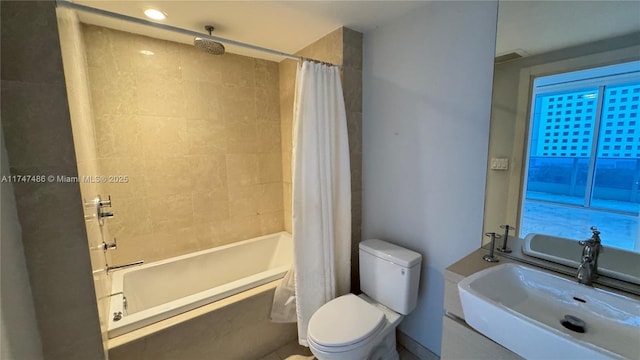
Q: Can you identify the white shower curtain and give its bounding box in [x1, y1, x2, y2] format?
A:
[292, 61, 351, 346]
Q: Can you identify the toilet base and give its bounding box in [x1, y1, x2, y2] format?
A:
[309, 328, 398, 360]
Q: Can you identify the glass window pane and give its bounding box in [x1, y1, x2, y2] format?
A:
[591, 83, 640, 250]
[525, 88, 598, 205]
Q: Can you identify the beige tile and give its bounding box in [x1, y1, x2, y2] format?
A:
[179, 45, 223, 83]
[147, 193, 193, 231]
[283, 182, 292, 212]
[260, 211, 284, 235]
[94, 114, 142, 158]
[255, 59, 280, 90]
[350, 152, 362, 192]
[226, 121, 258, 153]
[282, 152, 292, 183]
[222, 86, 257, 125]
[259, 183, 283, 214]
[189, 154, 227, 195]
[143, 157, 193, 196]
[226, 154, 260, 187]
[280, 116, 293, 153]
[284, 210, 292, 233]
[192, 192, 229, 222]
[343, 27, 363, 71]
[107, 27, 142, 73]
[259, 120, 282, 153]
[108, 197, 152, 238]
[256, 87, 280, 122]
[182, 80, 222, 119]
[259, 153, 283, 183]
[110, 233, 156, 264]
[99, 157, 147, 199]
[227, 183, 261, 217]
[347, 111, 363, 154]
[140, 116, 188, 158]
[186, 117, 226, 155]
[155, 226, 199, 260]
[88, 68, 138, 115]
[82, 25, 117, 78]
[228, 184, 262, 202]
[221, 54, 255, 88]
[343, 69, 362, 112]
[131, 35, 182, 80]
[229, 194, 261, 217]
[194, 220, 228, 250]
[135, 74, 185, 117]
[225, 215, 261, 242]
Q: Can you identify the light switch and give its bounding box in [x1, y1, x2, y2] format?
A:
[490, 158, 509, 170]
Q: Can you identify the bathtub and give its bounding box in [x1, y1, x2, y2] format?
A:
[107, 232, 292, 338]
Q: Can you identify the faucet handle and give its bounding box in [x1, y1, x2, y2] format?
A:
[98, 195, 112, 208]
[499, 224, 515, 231]
[102, 238, 117, 251]
[590, 226, 600, 236]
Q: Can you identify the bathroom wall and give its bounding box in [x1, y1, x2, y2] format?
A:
[82, 26, 283, 264]
[362, 1, 498, 355]
[279, 27, 364, 290]
[0, 1, 105, 359]
[1, 132, 44, 360]
[57, 8, 112, 354]
[483, 32, 640, 238]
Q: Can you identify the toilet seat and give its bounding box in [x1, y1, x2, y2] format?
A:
[307, 294, 386, 353]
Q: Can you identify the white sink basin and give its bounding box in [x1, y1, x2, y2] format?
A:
[523, 233, 640, 285]
[458, 263, 640, 359]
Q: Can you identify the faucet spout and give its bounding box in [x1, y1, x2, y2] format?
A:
[576, 226, 602, 286]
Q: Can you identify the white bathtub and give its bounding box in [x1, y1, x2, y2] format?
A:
[108, 232, 292, 338]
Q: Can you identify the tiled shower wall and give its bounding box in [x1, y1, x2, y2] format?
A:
[83, 26, 283, 264]
[57, 9, 111, 354]
[279, 27, 363, 291]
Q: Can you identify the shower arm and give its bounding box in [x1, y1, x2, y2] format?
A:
[56, 0, 340, 68]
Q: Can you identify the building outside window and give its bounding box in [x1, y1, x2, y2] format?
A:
[521, 61, 640, 251]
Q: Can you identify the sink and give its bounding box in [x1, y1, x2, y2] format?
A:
[458, 263, 640, 359]
[522, 233, 640, 285]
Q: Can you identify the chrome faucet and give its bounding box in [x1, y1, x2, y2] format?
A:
[106, 260, 144, 273]
[576, 227, 602, 286]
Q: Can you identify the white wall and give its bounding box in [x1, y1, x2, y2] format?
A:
[362, 1, 497, 355]
[0, 132, 44, 360]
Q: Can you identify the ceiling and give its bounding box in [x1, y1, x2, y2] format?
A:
[496, 1, 640, 57]
[72, 1, 640, 62]
[73, 1, 428, 61]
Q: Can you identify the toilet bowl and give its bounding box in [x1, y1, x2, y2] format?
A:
[307, 240, 421, 360]
[308, 294, 402, 360]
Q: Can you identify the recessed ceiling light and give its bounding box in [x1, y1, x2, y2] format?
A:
[144, 8, 166, 21]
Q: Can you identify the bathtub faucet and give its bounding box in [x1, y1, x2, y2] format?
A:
[106, 260, 144, 273]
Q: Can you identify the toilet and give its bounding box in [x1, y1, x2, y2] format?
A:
[307, 239, 422, 360]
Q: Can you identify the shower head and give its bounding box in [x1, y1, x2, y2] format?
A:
[194, 25, 225, 55]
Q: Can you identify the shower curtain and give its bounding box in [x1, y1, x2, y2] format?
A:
[291, 61, 351, 346]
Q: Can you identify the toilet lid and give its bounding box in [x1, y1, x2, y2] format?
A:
[308, 294, 385, 348]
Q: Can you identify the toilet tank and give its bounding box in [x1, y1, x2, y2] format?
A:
[359, 239, 421, 314]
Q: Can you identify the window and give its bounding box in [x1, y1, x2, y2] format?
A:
[521, 61, 640, 251]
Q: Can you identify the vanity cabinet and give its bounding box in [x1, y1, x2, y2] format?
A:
[441, 252, 522, 360]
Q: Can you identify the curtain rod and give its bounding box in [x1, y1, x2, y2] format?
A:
[56, 1, 340, 67]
